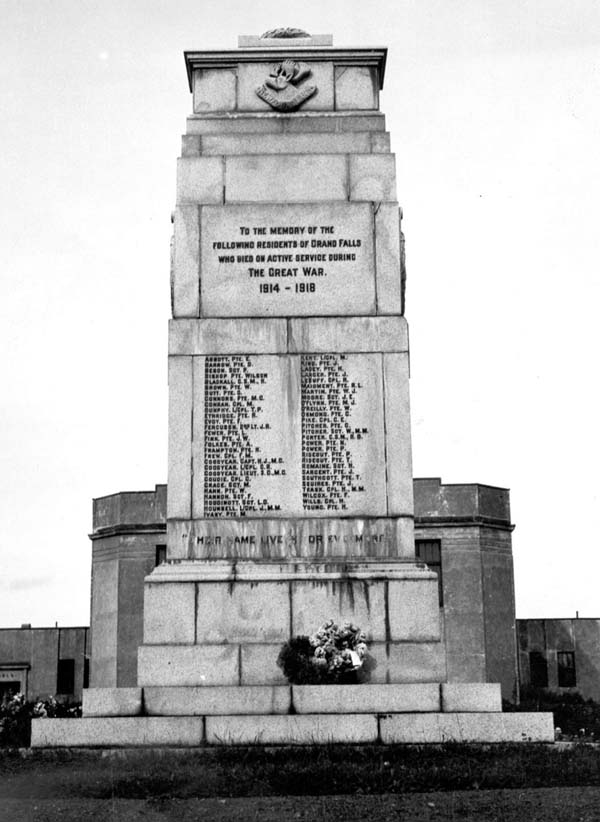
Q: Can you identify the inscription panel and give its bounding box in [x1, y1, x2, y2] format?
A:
[198, 353, 386, 518]
[201, 204, 375, 317]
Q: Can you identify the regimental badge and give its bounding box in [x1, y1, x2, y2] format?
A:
[256, 60, 317, 111]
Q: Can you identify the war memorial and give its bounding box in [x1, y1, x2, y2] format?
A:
[32, 30, 553, 747]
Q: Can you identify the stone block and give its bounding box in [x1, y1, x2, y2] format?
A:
[383, 354, 414, 516]
[199, 202, 374, 317]
[383, 642, 447, 684]
[176, 157, 223, 204]
[200, 132, 372, 156]
[167, 356, 192, 519]
[143, 582, 196, 644]
[441, 683, 502, 713]
[282, 114, 386, 134]
[288, 316, 408, 354]
[167, 517, 412, 562]
[238, 35, 333, 47]
[349, 154, 396, 202]
[224, 155, 347, 203]
[206, 713, 378, 745]
[291, 579, 387, 641]
[193, 69, 237, 113]
[144, 685, 291, 715]
[187, 116, 285, 135]
[335, 67, 378, 110]
[82, 687, 142, 717]
[292, 683, 440, 714]
[196, 582, 290, 643]
[237, 62, 334, 112]
[169, 318, 288, 355]
[138, 644, 239, 686]
[172, 206, 200, 318]
[240, 644, 288, 686]
[388, 578, 441, 641]
[371, 132, 391, 153]
[31, 717, 204, 748]
[394, 516, 417, 559]
[181, 134, 201, 157]
[375, 203, 402, 314]
[379, 712, 555, 744]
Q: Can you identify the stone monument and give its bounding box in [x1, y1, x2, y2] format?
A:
[32, 31, 553, 746]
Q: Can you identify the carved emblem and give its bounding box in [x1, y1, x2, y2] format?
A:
[261, 27, 311, 39]
[256, 60, 317, 112]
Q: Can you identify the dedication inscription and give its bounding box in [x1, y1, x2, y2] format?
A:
[199, 353, 386, 518]
[201, 203, 375, 316]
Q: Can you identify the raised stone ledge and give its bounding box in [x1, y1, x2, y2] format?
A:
[144, 558, 435, 584]
[191, 132, 390, 157]
[185, 113, 386, 135]
[80, 683, 505, 721]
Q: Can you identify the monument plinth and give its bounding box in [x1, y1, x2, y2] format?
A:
[32, 32, 554, 746]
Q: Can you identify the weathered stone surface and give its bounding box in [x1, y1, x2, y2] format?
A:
[172, 206, 200, 318]
[291, 579, 387, 641]
[282, 114, 386, 134]
[371, 132, 391, 153]
[82, 688, 142, 718]
[349, 155, 396, 202]
[237, 62, 334, 112]
[196, 582, 290, 643]
[383, 353, 414, 516]
[375, 203, 403, 314]
[181, 134, 201, 157]
[143, 582, 195, 644]
[167, 357, 192, 519]
[144, 685, 291, 715]
[225, 155, 347, 203]
[169, 318, 287, 355]
[292, 683, 440, 714]
[379, 642, 447, 684]
[176, 157, 223, 204]
[288, 317, 408, 353]
[240, 644, 288, 685]
[167, 517, 414, 561]
[205, 713, 378, 745]
[380, 712, 555, 743]
[31, 717, 205, 748]
[441, 683, 502, 713]
[200, 132, 374, 156]
[388, 578, 441, 641]
[193, 69, 237, 113]
[335, 67, 378, 110]
[143, 559, 435, 584]
[200, 203, 375, 317]
[138, 645, 238, 686]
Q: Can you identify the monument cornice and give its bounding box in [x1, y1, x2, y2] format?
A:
[184, 48, 387, 92]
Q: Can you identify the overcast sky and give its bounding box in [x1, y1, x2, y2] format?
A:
[1, 0, 599, 627]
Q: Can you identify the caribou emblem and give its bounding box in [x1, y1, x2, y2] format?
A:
[256, 60, 317, 111]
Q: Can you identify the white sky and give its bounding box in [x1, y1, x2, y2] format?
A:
[1, 0, 599, 626]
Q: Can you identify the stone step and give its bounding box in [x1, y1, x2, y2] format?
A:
[82, 683, 502, 718]
[31, 710, 554, 748]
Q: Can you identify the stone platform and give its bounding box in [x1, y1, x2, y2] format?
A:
[30, 684, 555, 746]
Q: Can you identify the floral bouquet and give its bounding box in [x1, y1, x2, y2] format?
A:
[277, 620, 376, 684]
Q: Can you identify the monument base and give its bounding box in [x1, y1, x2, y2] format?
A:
[31, 684, 554, 746]
[138, 559, 445, 687]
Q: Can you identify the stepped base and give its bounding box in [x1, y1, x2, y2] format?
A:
[31, 711, 554, 747]
[31, 684, 555, 747]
